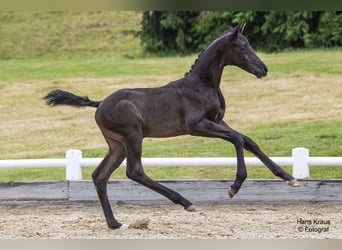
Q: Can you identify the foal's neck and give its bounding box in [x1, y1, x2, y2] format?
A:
[187, 44, 227, 89]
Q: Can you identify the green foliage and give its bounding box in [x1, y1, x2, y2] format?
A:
[140, 11, 199, 55]
[140, 11, 342, 54]
[304, 12, 342, 48]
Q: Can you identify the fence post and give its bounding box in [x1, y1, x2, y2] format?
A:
[292, 147, 309, 179]
[66, 149, 82, 181]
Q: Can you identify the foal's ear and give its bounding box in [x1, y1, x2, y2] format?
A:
[232, 22, 246, 37]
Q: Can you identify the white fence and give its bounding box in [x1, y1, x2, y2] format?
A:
[0, 147, 341, 181]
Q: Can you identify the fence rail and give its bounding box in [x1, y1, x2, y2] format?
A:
[0, 147, 341, 181]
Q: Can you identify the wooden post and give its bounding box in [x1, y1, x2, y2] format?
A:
[292, 147, 309, 179]
[66, 149, 82, 181]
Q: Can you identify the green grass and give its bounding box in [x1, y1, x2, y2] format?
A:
[80, 120, 342, 158]
[0, 56, 194, 82]
[0, 12, 341, 181]
[1, 49, 342, 82]
[1, 120, 341, 181]
[1, 165, 341, 182]
[0, 12, 142, 59]
[265, 49, 342, 76]
[0, 53, 340, 180]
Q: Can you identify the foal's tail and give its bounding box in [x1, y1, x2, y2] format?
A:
[43, 89, 101, 108]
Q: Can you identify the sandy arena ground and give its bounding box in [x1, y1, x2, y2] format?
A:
[0, 201, 340, 239]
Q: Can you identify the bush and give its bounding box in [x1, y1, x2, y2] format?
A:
[140, 11, 200, 55]
[304, 12, 342, 48]
[140, 11, 342, 54]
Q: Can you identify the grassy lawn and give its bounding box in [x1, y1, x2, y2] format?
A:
[0, 12, 142, 59]
[0, 12, 341, 181]
[0, 166, 341, 182]
[0, 53, 341, 180]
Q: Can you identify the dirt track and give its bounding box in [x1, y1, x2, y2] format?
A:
[0, 202, 340, 239]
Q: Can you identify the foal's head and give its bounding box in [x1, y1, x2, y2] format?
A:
[225, 23, 268, 78]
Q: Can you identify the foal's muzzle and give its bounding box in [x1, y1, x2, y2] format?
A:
[256, 64, 268, 78]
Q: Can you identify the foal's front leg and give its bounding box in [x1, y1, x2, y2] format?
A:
[219, 121, 300, 187]
[190, 119, 248, 197]
[241, 134, 300, 187]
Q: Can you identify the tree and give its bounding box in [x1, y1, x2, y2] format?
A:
[140, 11, 200, 54]
[140, 11, 342, 54]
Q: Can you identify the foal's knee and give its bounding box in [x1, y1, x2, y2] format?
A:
[243, 136, 261, 152]
[232, 134, 244, 149]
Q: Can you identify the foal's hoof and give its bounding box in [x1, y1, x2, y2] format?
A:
[185, 205, 197, 212]
[287, 179, 300, 187]
[228, 187, 236, 198]
[108, 222, 126, 230]
[119, 224, 129, 229]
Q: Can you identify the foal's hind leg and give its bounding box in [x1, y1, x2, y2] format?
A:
[123, 129, 195, 211]
[241, 134, 299, 187]
[92, 140, 126, 229]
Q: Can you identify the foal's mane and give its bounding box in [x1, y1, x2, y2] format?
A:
[184, 28, 233, 77]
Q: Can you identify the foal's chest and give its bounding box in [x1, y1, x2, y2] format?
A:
[206, 88, 226, 123]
